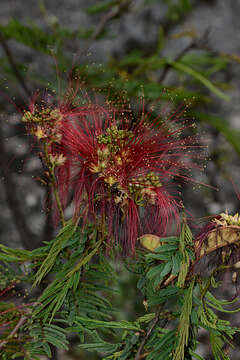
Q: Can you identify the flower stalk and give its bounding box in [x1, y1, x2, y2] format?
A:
[43, 142, 66, 226]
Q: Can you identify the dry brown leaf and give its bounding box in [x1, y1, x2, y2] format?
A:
[196, 226, 240, 259]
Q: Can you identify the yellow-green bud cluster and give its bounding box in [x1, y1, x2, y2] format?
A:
[89, 126, 134, 185]
[97, 147, 110, 160]
[22, 108, 63, 124]
[128, 172, 162, 206]
[22, 107, 63, 143]
[22, 111, 34, 123]
[144, 172, 162, 187]
[97, 125, 134, 153]
[91, 127, 163, 207]
[215, 212, 240, 227]
[129, 172, 162, 194]
[49, 154, 66, 167]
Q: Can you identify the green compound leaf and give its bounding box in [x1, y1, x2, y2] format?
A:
[177, 223, 193, 288]
[206, 291, 240, 314]
[75, 317, 141, 331]
[172, 279, 195, 360]
[79, 330, 120, 355]
[27, 322, 69, 357]
[0, 244, 45, 263]
[171, 253, 181, 275]
[209, 330, 230, 360]
[33, 219, 79, 287]
[146, 263, 165, 280]
[146, 329, 176, 360]
[136, 313, 155, 324]
[168, 60, 230, 102]
[189, 349, 205, 360]
[148, 286, 181, 306]
[0, 19, 56, 54]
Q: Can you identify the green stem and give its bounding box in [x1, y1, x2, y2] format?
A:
[43, 142, 66, 226]
[51, 182, 66, 226]
[135, 306, 162, 360]
[200, 264, 230, 302]
[199, 264, 230, 319]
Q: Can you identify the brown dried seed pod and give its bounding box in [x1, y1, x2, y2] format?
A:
[195, 225, 240, 260]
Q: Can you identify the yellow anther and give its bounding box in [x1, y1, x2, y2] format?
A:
[35, 126, 45, 139]
[89, 163, 101, 173]
[104, 176, 117, 186]
[22, 111, 32, 122]
[116, 156, 122, 165]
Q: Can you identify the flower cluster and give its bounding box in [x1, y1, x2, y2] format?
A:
[22, 107, 64, 143]
[22, 92, 200, 253]
[56, 103, 199, 252]
[21, 93, 100, 213]
[22, 102, 70, 214]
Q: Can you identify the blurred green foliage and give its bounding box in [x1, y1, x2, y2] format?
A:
[1, 0, 239, 155]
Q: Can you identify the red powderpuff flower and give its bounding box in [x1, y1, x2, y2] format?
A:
[21, 90, 102, 213]
[59, 102, 201, 253]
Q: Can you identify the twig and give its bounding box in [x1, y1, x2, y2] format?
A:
[134, 307, 163, 360]
[0, 31, 31, 97]
[90, 0, 131, 42]
[159, 42, 195, 84]
[159, 27, 211, 84]
[0, 33, 44, 249]
[42, 186, 55, 244]
[43, 143, 66, 226]
[138, 352, 151, 359]
[0, 315, 27, 349]
[0, 127, 40, 250]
